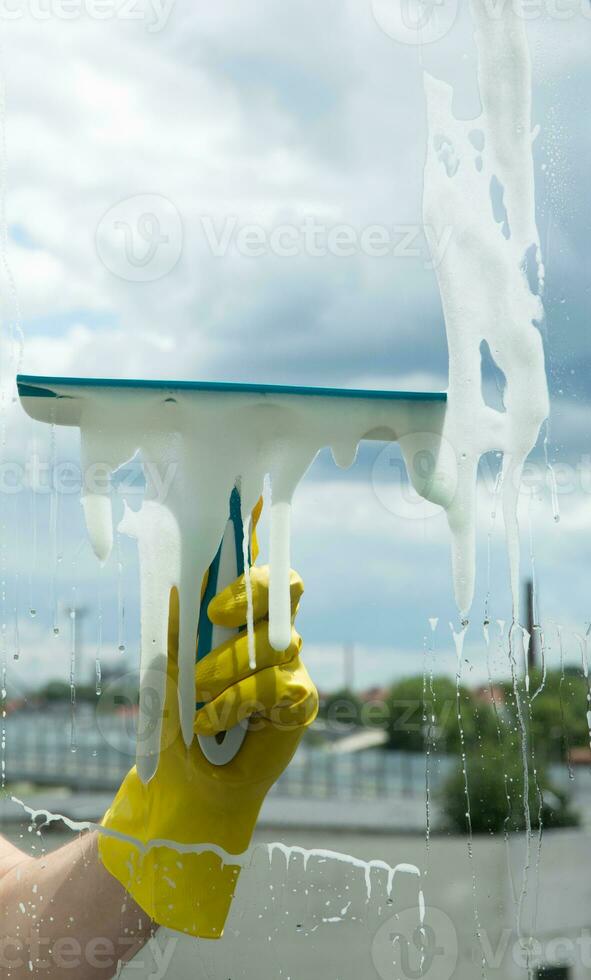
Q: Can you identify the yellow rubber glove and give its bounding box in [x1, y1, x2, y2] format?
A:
[98, 564, 318, 938]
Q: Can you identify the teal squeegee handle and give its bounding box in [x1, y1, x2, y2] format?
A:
[196, 487, 249, 765]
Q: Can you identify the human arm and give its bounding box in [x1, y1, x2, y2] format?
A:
[0, 560, 316, 970]
[0, 829, 154, 979]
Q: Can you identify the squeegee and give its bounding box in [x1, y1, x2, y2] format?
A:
[17, 374, 447, 778]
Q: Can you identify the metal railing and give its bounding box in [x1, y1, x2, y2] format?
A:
[5, 713, 589, 808]
[3, 712, 442, 799]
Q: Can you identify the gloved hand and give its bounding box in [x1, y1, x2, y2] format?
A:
[98, 564, 318, 938]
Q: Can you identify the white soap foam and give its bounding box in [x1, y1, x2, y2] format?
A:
[12, 797, 421, 904]
[267, 841, 420, 902]
[72, 388, 444, 780]
[418, 0, 549, 620]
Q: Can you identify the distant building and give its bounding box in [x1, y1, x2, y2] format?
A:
[568, 746, 591, 766]
[472, 683, 506, 707]
[359, 685, 390, 703]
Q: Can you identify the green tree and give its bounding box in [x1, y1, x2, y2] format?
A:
[441, 741, 580, 834]
[319, 688, 362, 731]
[385, 675, 498, 754]
[38, 680, 71, 702]
[37, 677, 136, 707]
[525, 667, 590, 763]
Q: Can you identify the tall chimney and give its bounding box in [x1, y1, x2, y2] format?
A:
[524, 579, 537, 671]
[344, 643, 355, 692]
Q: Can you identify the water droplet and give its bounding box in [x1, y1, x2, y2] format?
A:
[29, 609, 36, 618]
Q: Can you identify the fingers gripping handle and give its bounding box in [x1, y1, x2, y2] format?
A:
[196, 488, 249, 766]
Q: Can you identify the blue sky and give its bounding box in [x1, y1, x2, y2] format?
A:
[1, 0, 589, 694]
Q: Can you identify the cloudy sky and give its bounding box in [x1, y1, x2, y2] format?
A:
[0, 0, 589, 695]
